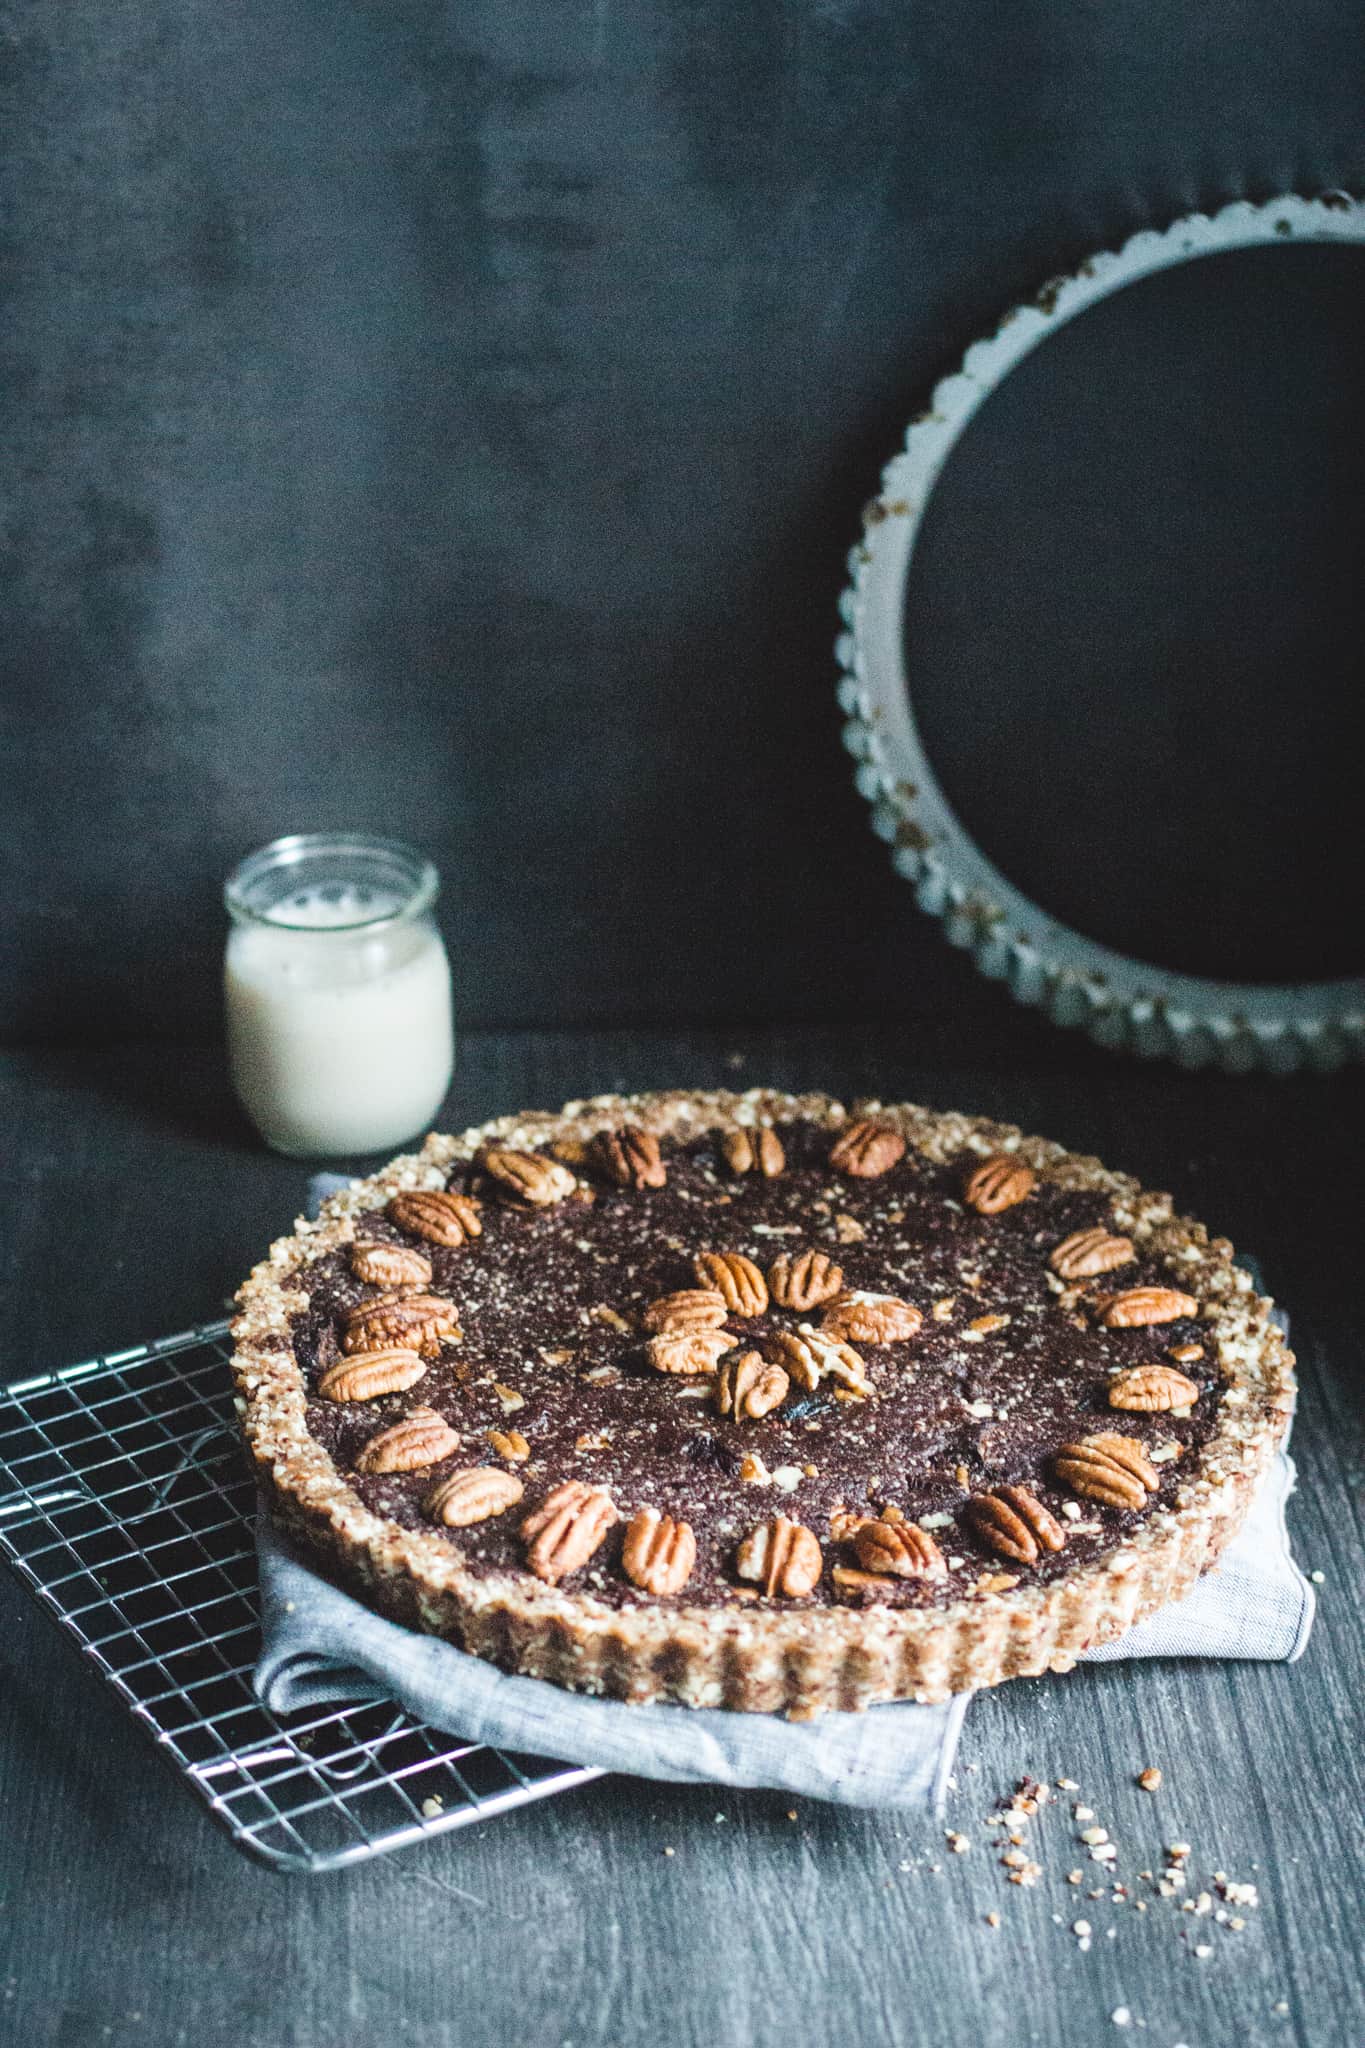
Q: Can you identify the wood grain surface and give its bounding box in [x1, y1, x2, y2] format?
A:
[1, 1031, 1361, 2048]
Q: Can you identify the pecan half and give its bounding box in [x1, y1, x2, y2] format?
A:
[828, 1119, 906, 1178]
[621, 1507, 696, 1595]
[426, 1465, 526, 1527]
[736, 1515, 823, 1597]
[1108, 1364, 1199, 1412]
[966, 1486, 1066, 1564]
[645, 1327, 737, 1376]
[481, 1147, 577, 1206]
[831, 1565, 899, 1598]
[765, 1326, 873, 1398]
[595, 1124, 666, 1190]
[1096, 1286, 1200, 1328]
[964, 1154, 1037, 1214]
[694, 1250, 768, 1316]
[715, 1349, 789, 1421]
[387, 1188, 483, 1248]
[348, 1240, 433, 1289]
[1054, 1433, 1159, 1510]
[642, 1288, 728, 1333]
[343, 1294, 462, 1359]
[853, 1519, 946, 1579]
[829, 1506, 874, 1543]
[521, 1481, 618, 1583]
[821, 1290, 923, 1345]
[768, 1248, 844, 1312]
[721, 1126, 786, 1177]
[487, 1428, 530, 1461]
[318, 1348, 427, 1402]
[355, 1406, 459, 1473]
[1048, 1226, 1134, 1281]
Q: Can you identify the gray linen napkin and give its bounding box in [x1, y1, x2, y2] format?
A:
[253, 1179, 1314, 1811]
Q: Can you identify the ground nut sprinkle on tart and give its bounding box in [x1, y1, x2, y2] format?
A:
[232, 1090, 1295, 1715]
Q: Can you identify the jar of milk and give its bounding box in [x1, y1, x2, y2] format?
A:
[224, 834, 454, 1157]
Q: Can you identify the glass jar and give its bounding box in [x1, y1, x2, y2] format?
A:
[224, 834, 454, 1157]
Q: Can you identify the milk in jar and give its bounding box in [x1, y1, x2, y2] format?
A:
[224, 836, 454, 1156]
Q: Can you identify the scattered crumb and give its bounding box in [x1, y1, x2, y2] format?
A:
[970, 1767, 1271, 1971]
[663, 1846, 675, 1857]
[1310, 1569, 1325, 1585]
[1111, 2010, 1132, 2029]
[985, 1910, 1001, 1928]
[1220, 1879, 1259, 1908]
[420, 1794, 443, 1818]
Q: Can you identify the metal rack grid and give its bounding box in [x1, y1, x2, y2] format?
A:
[0, 1320, 601, 1874]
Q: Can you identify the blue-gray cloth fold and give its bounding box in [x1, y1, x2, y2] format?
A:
[256, 1515, 970, 1809]
[252, 1178, 1313, 1810]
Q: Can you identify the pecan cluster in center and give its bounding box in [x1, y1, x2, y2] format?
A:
[640, 1245, 920, 1417]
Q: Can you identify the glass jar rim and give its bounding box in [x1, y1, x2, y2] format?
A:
[224, 833, 440, 934]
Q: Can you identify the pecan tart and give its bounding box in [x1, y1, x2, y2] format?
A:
[231, 1091, 1294, 1714]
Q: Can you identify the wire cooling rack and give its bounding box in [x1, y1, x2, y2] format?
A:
[0, 1320, 600, 1874]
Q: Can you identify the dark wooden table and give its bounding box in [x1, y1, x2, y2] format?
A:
[1, 1030, 1361, 2048]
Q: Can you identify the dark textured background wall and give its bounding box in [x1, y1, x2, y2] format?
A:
[2, 2, 1363, 1044]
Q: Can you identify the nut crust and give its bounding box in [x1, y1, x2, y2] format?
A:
[232, 1088, 1295, 1715]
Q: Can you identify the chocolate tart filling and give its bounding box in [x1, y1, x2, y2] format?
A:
[298, 1127, 1217, 1606]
